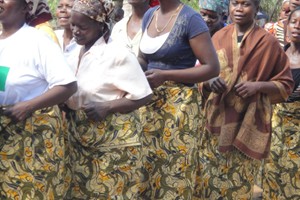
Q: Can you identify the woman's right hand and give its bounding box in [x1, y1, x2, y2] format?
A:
[209, 77, 227, 94]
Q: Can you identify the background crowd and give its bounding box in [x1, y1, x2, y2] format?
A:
[0, 0, 299, 199]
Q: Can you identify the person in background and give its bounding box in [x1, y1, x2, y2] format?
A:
[262, 6, 300, 200]
[199, 0, 228, 36]
[111, 0, 150, 56]
[0, 0, 77, 199]
[138, 0, 220, 199]
[197, 0, 294, 199]
[55, 0, 81, 62]
[64, 0, 153, 199]
[25, 0, 60, 44]
[264, 0, 290, 47]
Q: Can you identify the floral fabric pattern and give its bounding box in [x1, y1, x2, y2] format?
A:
[139, 82, 202, 200]
[0, 106, 69, 200]
[262, 101, 300, 200]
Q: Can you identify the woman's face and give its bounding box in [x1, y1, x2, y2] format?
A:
[288, 9, 300, 43]
[200, 8, 222, 35]
[56, 0, 74, 29]
[70, 11, 103, 46]
[289, 0, 300, 12]
[279, 1, 290, 20]
[229, 0, 257, 27]
[0, 0, 27, 24]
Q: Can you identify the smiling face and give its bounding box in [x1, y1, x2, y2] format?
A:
[287, 8, 300, 43]
[70, 11, 103, 47]
[56, 0, 74, 29]
[0, 0, 27, 25]
[229, 0, 258, 29]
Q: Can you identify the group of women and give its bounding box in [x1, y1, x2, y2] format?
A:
[0, 0, 299, 200]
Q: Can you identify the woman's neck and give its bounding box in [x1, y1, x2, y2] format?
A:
[235, 20, 255, 36]
[158, 0, 181, 14]
[0, 21, 25, 39]
[63, 28, 73, 40]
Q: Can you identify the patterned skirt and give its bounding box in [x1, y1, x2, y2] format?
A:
[194, 129, 261, 200]
[65, 110, 143, 200]
[139, 82, 202, 200]
[262, 102, 300, 200]
[0, 106, 68, 200]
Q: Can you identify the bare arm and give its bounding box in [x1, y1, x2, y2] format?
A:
[4, 82, 77, 121]
[83, 94, 153, 121]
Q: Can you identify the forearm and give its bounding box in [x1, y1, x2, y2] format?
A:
[256, 81, 279, 95]
[161, 65, 219, 84]
[25, 82, 77, 112]
[108, 94, 152, 114]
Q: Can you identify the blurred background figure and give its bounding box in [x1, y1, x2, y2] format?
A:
[198, 0, 228, 36]
[55, 0, 81, 58]
[111, 0, 150, 56]
[262, 6, 300, 200]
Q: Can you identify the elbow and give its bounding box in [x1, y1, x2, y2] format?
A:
[66, 81, 78, 97]
[209, 62, 220, 79]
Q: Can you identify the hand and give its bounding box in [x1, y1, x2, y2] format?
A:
[3, 102, 33, 122]
[145, 69, 165, 89]
[209, 77, 227, 94]
[234, 82, 259, 98]
[83, 102, 111, 121]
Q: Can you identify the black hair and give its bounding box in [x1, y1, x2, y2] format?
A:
[288, 6, 300, 22]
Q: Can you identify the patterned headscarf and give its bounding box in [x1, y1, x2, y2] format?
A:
[72, 0, 114, 25]
[199, 0, 228, 14]
[25, 0, 53, 26]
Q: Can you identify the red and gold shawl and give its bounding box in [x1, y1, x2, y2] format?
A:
[205, 23, 294, 160]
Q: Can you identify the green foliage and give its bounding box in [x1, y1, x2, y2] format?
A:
[182, 0, 199, 10]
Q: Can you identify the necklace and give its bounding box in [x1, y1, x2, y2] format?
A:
[155, 3, 183, 33]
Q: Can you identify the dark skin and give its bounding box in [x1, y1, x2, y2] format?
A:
[138, 0, 220, 89]
[200, 8, 223, 36]
[70, 11, 152, 121]
[56, 0, 75, 50]
[286, 8, 300, 99]
[127, 0, 149, 40]
[0, 0, 77, 121]
[206, 0, 282, 99]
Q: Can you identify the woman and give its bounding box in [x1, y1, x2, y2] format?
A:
[0, 0, 77, 199]
[64, 0, 153, 199]
[262, 7, 300, 200]
[264, 0, 290, 48]
[199, 0, 227, 36]
[138, 0, 220, 199]
[55, 0, 81, 61]
[111, 0, 149, 56]
[197, 0, 294, 199]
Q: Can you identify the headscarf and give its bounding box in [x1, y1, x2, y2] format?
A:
[199, 0, 228, 15]
[25, 0, 53, 26]
[72, 0, 114, 27]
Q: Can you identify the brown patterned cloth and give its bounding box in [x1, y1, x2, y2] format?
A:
[205, 23, 294, 160]
[72, 0, 114, 25]
[25, 0, 53, 26]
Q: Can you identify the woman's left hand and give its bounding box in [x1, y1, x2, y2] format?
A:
[83, 102, 110, 121]
[234, 82, 259, 98]
[3, 102, 33, 122]
[145, 69, 165, 89]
